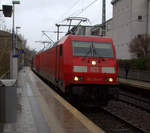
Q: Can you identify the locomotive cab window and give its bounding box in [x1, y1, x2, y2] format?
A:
[93, 42, 114, 58]
[72, 41, 92, 56]
[72, 41, 114, 58]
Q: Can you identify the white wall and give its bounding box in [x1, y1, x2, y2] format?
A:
[111, 0, 148, 59]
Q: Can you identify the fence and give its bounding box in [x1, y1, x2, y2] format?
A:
[118, 69, 150, 82]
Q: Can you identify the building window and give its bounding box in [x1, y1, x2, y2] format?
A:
[91, 29, 100, 36]
[138, 16, 142, 21]
[137, 34, 142, 38]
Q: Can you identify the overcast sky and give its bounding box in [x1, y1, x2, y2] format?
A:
[0, 0, 113, 51]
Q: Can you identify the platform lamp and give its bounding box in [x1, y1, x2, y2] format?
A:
[2, 5, 13, 17]
[10, 0, 20, 79]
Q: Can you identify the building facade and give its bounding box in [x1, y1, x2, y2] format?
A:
[111, 0, 149, 59]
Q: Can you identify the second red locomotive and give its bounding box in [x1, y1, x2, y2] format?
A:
[33, 35, 119, 105]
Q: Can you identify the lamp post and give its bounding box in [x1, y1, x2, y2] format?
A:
[16, 26, 21, 50]
[10, 0, 20, 79]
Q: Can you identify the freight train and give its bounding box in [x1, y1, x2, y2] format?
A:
[32, 35, 119, 105]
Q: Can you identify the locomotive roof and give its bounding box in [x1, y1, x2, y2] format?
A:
[34, 35, 114, 56]
[55, 35, 113, 46]
[68, 35, 113, 42]
[38, 35, 113, 51]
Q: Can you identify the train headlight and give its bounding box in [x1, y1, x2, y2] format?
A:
[108, 77, 113, 83]
[92, 60, 96, 66]
[74, 76, 79, 81]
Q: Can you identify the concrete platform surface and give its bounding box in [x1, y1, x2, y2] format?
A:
[3, 67, 105, 133]
[119, 78, 150, 90]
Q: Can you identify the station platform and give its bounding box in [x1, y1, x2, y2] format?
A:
[119, 78, 150, 90]
[3, 67, 105, 133]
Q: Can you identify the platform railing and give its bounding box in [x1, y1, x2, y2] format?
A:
[118, 69, 150, 82]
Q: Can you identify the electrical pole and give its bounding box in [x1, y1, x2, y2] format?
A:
[56, 17, 90, 39]
[10, 0, 20, 79]
[101, 0, 106, 36]
[146, 0, 149, 35]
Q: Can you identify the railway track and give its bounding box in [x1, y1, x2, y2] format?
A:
[76, 85, 150, 133]
[119, 91, 150, 113]
[77, 99, 150, 133]
[103, 100, 150, 133]
[78, 106, 145, 133]
[102, 105, 147, 133]
[102, 107, 146, 133]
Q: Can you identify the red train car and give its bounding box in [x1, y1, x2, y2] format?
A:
[33, 35, 119, 104]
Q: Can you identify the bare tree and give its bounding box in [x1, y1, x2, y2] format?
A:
[24, 45, 36, 66]
[129, 34, 150, 58]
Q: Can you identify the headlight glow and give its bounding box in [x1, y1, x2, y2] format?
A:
[74, 76, 79, 81]
[92, 60, 96, 66]
[108, 77, 113, 83]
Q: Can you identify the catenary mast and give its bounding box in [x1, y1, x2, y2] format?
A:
[101, 0, 106, 36]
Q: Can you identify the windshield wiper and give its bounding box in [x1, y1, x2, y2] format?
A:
[93, 48, 97, 57]
[93, 47, 105, 61]
[81, 47, 92, 61]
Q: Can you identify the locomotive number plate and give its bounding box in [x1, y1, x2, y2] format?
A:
[90, 67, 99, 72]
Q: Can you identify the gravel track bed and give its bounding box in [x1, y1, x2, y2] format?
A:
[104, 101, 150, 133]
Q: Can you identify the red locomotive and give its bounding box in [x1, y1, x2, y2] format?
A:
[32, 35, 119, 105]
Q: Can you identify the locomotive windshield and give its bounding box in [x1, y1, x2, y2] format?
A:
[72, 41, 92, 57]
[72, 41, 114, 58]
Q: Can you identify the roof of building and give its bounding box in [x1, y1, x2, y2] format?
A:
[111, 0, 120, 5]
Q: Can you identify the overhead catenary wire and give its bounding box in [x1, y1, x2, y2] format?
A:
[56, 0, 82, 23]
[68, 0, 98, 18]
[53, 0, 100, 41]
[56, 0, 98, 24]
